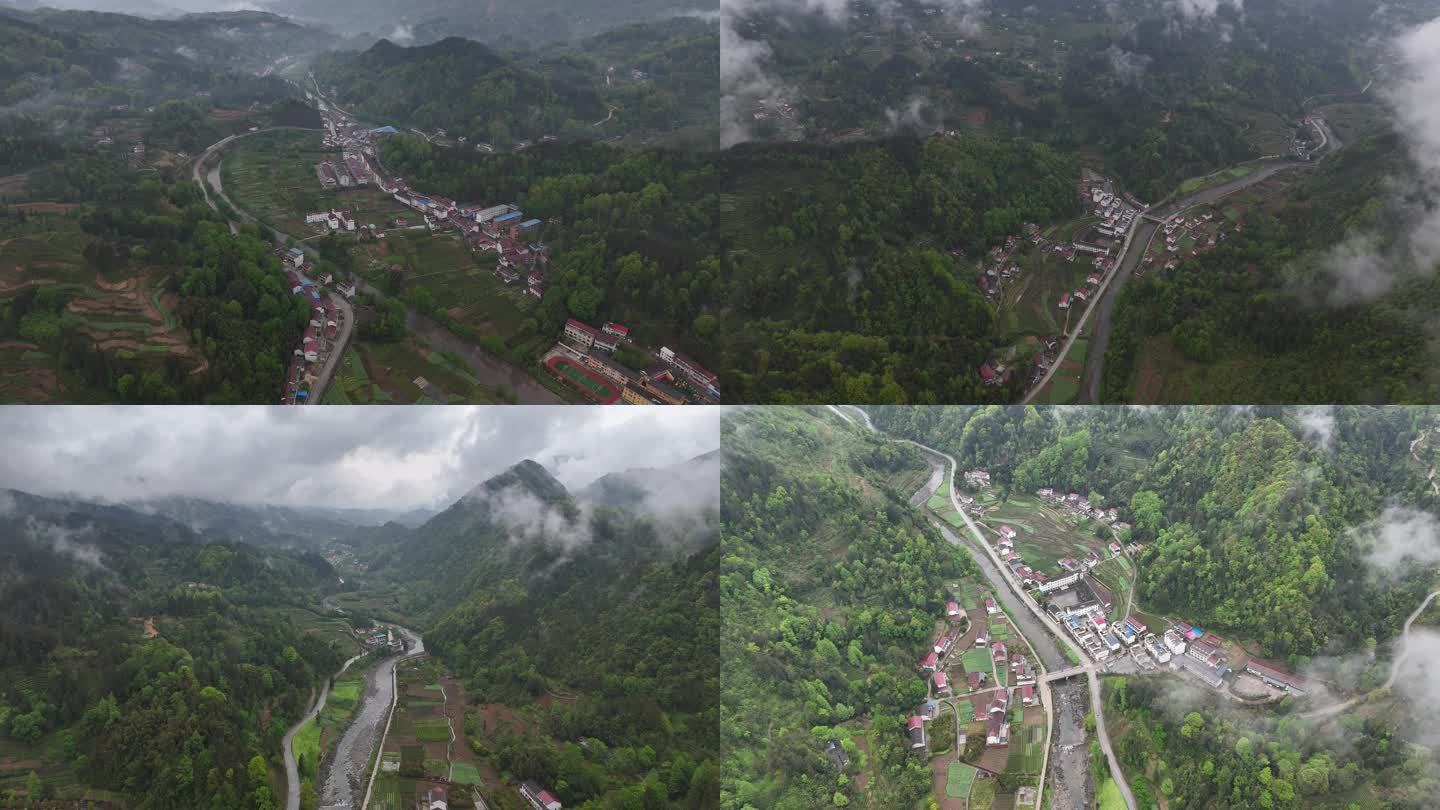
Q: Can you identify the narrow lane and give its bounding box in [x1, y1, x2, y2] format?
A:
[283, 650, 366, 810]
[1299, 590, 1439, 720]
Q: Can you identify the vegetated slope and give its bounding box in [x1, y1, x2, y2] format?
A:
[718, 135, 1077, 404]
[720, 406, 979, 808]
[868, 405, 1440, 662]
[1100, 670, 1438, 809]
[365, 457, 720, 809]
[1102, 133, 1440, 404]
[0, 488, 346, 806]
[122, 496, 394, 548]
[312, 17, 717, 147]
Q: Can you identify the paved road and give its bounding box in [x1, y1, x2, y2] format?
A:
[1072, 159, 1308, 403]
[194, 128, 355, 404]
[1300, 590, 1440, 720]
[283, 650, 366, 810]
[827, 406, 1137, 810]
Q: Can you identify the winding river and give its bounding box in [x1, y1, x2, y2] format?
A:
[284, 625, 424, 810]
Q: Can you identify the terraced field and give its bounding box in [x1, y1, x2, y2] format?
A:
[0, 227, 201, 402]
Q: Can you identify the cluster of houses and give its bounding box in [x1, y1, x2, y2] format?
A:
[359, 625, 405, 655]
[974, 223, 1045, 301]
[412, 785, 448, 810]
[305, 208, 357, 232]
[520, 781, 563, 810]
[1035, 488, 1130, 532]
[557, 319, 720, 405]
[275, 247, 350, 405]
[1143, 208, 1240, 276]
[909, 588, 1039, 755]
[316, 154, 371, 191]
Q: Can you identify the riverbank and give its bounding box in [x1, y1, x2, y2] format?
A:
[314, 626, 425, 809]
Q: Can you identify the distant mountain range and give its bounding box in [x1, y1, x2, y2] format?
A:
[261, 0, 712, 47]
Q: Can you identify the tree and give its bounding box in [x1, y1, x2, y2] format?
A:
[24, 770, 44, 804]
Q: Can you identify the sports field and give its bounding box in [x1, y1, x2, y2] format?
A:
[946, 761, 978, 798]
[546, 356, 620, 403]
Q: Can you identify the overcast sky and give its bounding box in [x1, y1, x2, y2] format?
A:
[0, 407, 718, 512]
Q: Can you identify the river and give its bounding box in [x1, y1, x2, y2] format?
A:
[314, 625, 425, 809]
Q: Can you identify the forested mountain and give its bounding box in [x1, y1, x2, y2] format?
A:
[0, 8, 316, 117]
[718, 135, 1076, 404]
[356, 457, 720, 809]
[311, 16, 717, 147]
[1102, 133, 1440, 403]
[264, 0, 710, 48]
[121, 496, 401, 547]
[868, 405, 1440, 661]
[720, 406, 979, 808]
[0, 488, 345, 807]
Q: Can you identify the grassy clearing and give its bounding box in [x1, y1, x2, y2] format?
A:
[1178, 164, 1256, 195]
[450, 762, 482, 784]
[293, 717, 320, 772]
[946, 761, 978, 798]
[1005, 723, 1044, 774]
[960, 647, 992, 675]
[358, 339, 499, 404]
[1097, 777, 1126, 810]
[969, 777, 997, 809]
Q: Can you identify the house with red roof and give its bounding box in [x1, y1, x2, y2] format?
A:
[1021, 683, 1036, 706]
[520, 782, 562, 810]
[920, 651, 939, 672]
[946, 601, 961, 618]
[984, 596, 999, 614]
[933, 671, 951, 695]
[967, 671, 986, 689]
[908, 715, 927, 749]
[1058, 292, 1071, 309]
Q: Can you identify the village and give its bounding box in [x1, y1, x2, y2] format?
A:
[297, 98, 719, 405]
[971, 171, 1147, 391]
[958, 469, 1317, 697]
[899, 578, 1048, 808]
[275, 246, 353, 405]
[898, 460, 1328, 807]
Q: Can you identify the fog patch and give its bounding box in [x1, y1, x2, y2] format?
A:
[1392, 628, 1440, 747]
[1354, 506, 1440, 576]
[1293, 405, 1337, 453]
[388, 24, 416, 45]
[885, 96, 936, 132]
[1105, 45, 1151, 86]
[23, 517, 105, 569]
[1321, 15, 1440, 304]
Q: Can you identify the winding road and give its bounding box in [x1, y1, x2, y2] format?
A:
[282, 650, 366, 810]
[826, 405, 1138, 810]
[193, 127, 355, 404]
[1299, 590, 1440, 720]
[1020, 153, 1322, 405]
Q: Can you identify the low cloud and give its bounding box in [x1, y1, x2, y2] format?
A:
[387, 24, 415, 45]
[24, 517, 105, 569]
[477, 485, 596, 555]
[1355, 506, 1440, 575]
[720, 0, 989, 147]
[1167, 0, 1243, 24]
[1105, 45, 1151, 86]
[1322, 16, 1440, 303]
[885, 96, 936, 132]
[1392, 628, 1440, 747]
[1294, 405, 1337, 453]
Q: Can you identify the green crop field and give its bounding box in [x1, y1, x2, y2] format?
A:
[293, 717, 320, 772]
[413, 718, 451, 743]
[1006, 724, 1044, 774]
[969, 777, 997, 809]
[450, 762, 482, 785]
[960, 647, 992, 676]
[946, 761, 978, 798]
